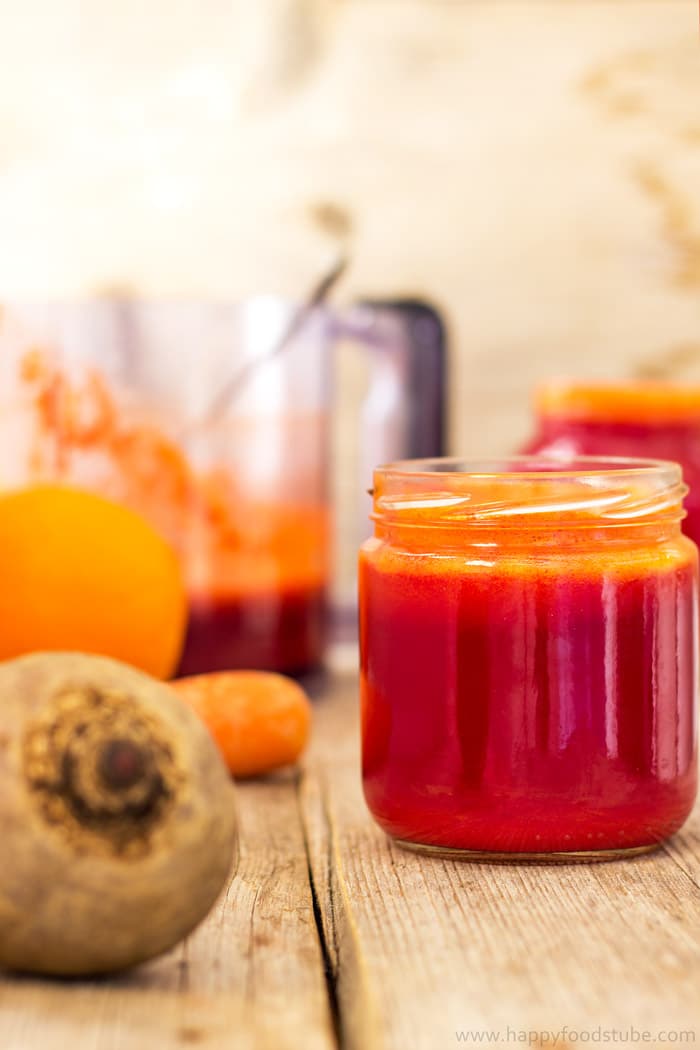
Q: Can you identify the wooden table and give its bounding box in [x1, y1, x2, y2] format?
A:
[2, 672, 699, 1050]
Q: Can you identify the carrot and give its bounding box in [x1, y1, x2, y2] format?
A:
[170, 671, 312, 778]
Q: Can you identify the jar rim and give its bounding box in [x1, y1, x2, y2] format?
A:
[376, 455, 682, 481]
[372, 456, 687, 532]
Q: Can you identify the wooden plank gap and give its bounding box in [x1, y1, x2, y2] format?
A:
[298, 767, 384, 1050]
[296, 768, 343, 1050]
[661, 838, 700, 895]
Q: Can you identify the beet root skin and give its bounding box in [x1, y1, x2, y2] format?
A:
[0, 652, 237, 976]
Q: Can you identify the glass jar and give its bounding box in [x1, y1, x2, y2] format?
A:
[359, 457, 698, 860]
[522, 381, 700, 548]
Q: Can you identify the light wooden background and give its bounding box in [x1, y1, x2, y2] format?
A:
[0, 0, 697, 457]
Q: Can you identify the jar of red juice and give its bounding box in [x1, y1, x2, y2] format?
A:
[523, 381, 700, 547]
[359, 457, 698, 860]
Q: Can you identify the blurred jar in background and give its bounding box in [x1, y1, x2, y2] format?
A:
[522, 381, 700, 546]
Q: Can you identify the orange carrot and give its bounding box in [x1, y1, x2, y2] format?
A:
[170, 671, 312, 778]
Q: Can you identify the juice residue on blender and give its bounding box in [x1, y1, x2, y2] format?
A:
[20, 349, 329, 674]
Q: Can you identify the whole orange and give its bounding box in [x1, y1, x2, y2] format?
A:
[0, 485, 187, 678]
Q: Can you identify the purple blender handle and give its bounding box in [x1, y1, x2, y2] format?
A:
[330, 299, 447, 592]
[359, 299, 447, 460]
[334, 299, 447, 477]
[326, 299, 447, 641]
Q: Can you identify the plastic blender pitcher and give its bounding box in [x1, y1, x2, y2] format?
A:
[0, 296, 446, 673]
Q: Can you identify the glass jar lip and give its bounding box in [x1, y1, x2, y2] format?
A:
[375, 455, 683, 482]
[372, 456, 687, 532]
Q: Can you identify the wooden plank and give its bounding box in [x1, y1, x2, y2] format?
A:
[1, 672, 699, 1049]
[0, 774, 336, 1050]
[302, 675, 700, 1050]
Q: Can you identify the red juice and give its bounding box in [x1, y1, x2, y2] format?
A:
[360, 458, 698, 858]
[179, 585, 327, 675]
[179, 497, 329, 675]
[522, 382, 700, 548]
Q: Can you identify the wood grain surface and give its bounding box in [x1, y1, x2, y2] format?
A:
[0, 772, 336, 1050]
[303, 677, 700, 1049]
[1, 673, 698, 1050]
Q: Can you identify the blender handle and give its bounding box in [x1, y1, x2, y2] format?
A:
[336, 298, 447, 472]
[358, 298, 447, 461]
[333, 299, 448, 555]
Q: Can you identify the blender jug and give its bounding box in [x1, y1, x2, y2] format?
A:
[0, 296, 446, 674]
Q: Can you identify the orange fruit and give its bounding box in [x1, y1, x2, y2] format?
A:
[0, 485, 186, 678]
